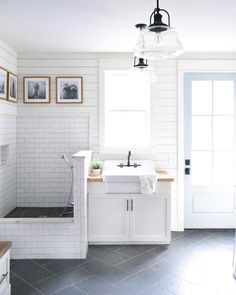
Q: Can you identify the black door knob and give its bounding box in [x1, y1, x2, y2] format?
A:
[185, 168, 190, 175]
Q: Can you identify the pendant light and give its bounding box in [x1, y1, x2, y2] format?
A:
[134, 0, 183, 60]
[133, 57, 148, 70]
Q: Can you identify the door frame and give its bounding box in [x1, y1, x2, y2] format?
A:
[177, 59, 236, 231]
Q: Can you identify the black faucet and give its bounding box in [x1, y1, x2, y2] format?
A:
[117, 151, 141, 168]
[127, 151, 131, 167]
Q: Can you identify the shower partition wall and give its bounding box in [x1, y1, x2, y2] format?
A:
[0, 151, 92, 259]
[0, 115, 89, 219]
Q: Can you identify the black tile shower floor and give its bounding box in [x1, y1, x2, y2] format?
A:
[4, 207, 73, 218]
[10, 229, 236, 295]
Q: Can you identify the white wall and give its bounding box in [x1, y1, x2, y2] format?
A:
[0, 40, 17, 217]
[16, 115, 89, 207]
[3, 48, 236, 229]
[16, 52, 179, 228]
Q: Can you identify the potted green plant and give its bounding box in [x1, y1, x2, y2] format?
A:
[91, 160, 102, 176]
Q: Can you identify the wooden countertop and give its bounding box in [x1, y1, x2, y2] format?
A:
[0, 241, 11, 258]
[88, 170, 174, 183]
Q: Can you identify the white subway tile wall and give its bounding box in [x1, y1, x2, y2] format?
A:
[0, 154, 90, 259]
[16, 115, 89, 207]
[0, 40, 17, 218]
[0, 115, 17, 217]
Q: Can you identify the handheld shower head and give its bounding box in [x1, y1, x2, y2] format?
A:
[59, 153, 73, 168]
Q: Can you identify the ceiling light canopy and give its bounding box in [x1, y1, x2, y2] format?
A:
[134, 0, 183, 60]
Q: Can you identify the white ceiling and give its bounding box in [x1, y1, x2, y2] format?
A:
[0, 0, 236, 53]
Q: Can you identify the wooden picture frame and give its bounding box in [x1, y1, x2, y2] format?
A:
[8, 72, 18, 103]
[56, 76, 83, 104]
[0, 67, 8, 100]
[24, 76, 50, 103]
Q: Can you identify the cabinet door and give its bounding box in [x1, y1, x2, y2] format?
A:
[130, 195, 170, 242]
[0, 251, 10, 295]
[88, 194, 129, 242]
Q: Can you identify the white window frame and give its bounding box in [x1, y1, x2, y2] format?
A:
[99, 59, 151, 154]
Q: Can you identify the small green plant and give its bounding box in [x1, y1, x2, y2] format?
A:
[91, 160, 102, 170]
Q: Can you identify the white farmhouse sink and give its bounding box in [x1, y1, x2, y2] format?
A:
[102, 160, 156, 193]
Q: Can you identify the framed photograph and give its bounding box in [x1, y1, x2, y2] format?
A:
[8, 72, 18, 102]
[24, 76, 50, 103]
[0, 67, 7, 100]
[56, 76, 83, 104]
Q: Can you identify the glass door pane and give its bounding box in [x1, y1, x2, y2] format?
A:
[191, 77, 235, 186]
[213, 117, 234, 150]
[192, 81, 212, 115]
[213, 81, 234, 115]
[192, 116, 212, 150]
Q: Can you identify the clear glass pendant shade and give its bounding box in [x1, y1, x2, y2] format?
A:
[134, 25, 183, 60]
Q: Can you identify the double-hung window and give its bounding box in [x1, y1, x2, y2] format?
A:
[100, 69, 150, 152]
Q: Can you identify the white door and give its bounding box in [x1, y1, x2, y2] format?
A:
[184, 73, 236, 228]
[130, 195, 169, 242]
[88, 194, 129, 242]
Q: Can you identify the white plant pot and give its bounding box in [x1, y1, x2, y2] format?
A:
[92, 169, 101, 176]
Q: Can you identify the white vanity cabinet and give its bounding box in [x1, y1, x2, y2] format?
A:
[88, 182, 171, 244]
[129, 194, 170, 243]
[88, 194, 129, 242]
[0, 242, 11, 295]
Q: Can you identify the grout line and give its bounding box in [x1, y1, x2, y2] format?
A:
[114, 250, 160, 267]
[11, 271, 46, 295]
[88, 245, 159, 268]
[48, 275, 93, 295]
[73, 284, 89, 295]
[31, 264, 94, 286]
[33, 259, 57, 267]
[30, 259, 56, 276]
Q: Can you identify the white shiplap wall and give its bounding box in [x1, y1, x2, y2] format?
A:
[0, 40, 17, 217]
[150, 61, 178, 229]
[17, 53, 179, 229]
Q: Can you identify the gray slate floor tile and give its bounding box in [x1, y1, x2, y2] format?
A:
[157, 276, 199, 295]
[88, 246, 128, 265]
[141, 284, 175, 295]
[43, 257, 94, 274]
[53, 285, 86, 295]
[115, 245, 156, 258]
[11, 276, 42, 295]
[75, 275, 120, 295]
[116, 251, 163, 275]
[153, 260, 206, 284]
[32, 259, 55, 266]
[104, 245, 126, 251]
[80, 259, 129, 283]
[10, 230, 236, 295]
[33, 266, 92, 295]
[115, 266, 170, 295]
[11, 259, 53, 284]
